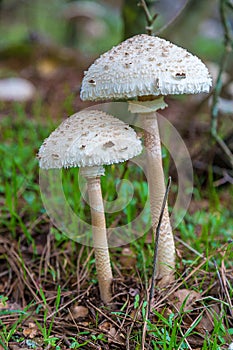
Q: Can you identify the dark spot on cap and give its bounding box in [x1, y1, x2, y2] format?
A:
[125, 62, 132, 68]
[52, 154, 59, 159]
[88, 79, 96, 85]
[175, 72, 186, 79]
[103, 141, 115, 148]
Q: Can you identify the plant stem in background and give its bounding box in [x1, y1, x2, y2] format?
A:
[122, 0, 158, 39]
[147, 176, 172, 320]
[211, 0, 233, 169]
[138, 0, 158, 35]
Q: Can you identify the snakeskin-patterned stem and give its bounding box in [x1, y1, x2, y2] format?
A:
[87, 176, 113, 303]
[142, 113, 175, 285]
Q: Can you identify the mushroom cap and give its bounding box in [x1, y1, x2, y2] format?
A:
[80, 34, 212, 101]
[38, 110, 142, 169]
[0, 78, 35, 102]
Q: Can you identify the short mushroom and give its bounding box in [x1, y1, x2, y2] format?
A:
[38, 109, 142, 303]
[80, 34, 212, 285]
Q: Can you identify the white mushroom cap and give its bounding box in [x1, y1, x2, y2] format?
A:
[38, 110, 142, 169]
[80, 34, 212, 101]
[0, 78, 35, 102]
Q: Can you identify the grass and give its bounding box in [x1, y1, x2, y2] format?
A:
[0, 97, 233, 350]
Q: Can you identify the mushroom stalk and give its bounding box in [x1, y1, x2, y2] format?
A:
[129, 97, 175, 285]
[85, 170, 113, 304]
[142, 113, 175, 284]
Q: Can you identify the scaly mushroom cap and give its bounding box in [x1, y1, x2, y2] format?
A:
[38, 110, 142, 169]
[80, 34, 212, 101]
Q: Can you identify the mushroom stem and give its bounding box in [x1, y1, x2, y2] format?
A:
[86, 174, 113, 303]
[142, 113, 175, 285]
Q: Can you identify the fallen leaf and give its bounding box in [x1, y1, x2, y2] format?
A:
[187, 334, 205, 347]
[169, 289, 201, 312]
[70, 305, 89, 319]
[99, 321, 124, 344]
[23, 322, 38, 339]
[196, 304, 220, 334]
[99, 321, 112, 332]
[109, 326, 116, 337]
[196, 310, 214, 334]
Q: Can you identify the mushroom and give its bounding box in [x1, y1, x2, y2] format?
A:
[38, 109, 142, 303]
[0, 77, 36, 102]
[80, 34, 212, 285]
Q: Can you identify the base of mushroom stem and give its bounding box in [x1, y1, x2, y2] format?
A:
[156, 271, 175, 288]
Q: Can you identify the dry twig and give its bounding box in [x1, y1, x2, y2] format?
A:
[147, 176, 172, 319]
[138, 0, 158, 35]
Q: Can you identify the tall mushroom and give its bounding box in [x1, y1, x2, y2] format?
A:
[38, 109, 142, 303]
[80, 34, 212, 285]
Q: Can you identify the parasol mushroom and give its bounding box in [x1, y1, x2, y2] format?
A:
[38, 109, 142, 303]
[80, 34, 212, 285]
